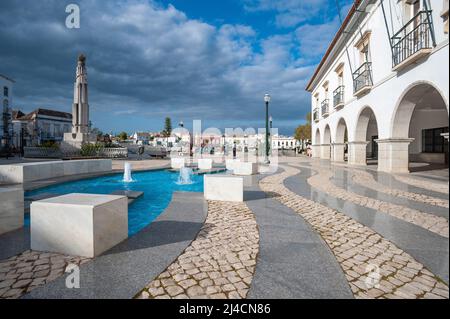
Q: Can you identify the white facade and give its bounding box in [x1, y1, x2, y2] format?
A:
[132, 132, 152, 145]
[0, 74, 14, 151]
[272, 135, 298, 150]
[12, 109, 72, 147]
[307, 0, 449, 173]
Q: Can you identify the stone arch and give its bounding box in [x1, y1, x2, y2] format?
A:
[321, 125, 332, 159]
[382, 81, 450, 173]
[323, 124, 331, 145]
[391, 81, 449, 138]
[349, 106, 379, 166]
[355, 106, 378, 142]
[332, 118, 348, 162]
[314, 127, 321, 145]
[335, 117, 348, 144]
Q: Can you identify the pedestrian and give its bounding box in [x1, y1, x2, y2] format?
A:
[232, 142, 237, 159]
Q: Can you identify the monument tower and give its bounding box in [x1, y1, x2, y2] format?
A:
[63, 54, 95, 148]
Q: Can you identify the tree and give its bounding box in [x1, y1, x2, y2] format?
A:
[294, 112, 312, 142]
[118, 131, 128, 141]
[163, 117, 172, 137]
[162, 117, 172, 137]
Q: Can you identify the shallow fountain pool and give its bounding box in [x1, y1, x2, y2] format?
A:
[25, 169, 203, 236]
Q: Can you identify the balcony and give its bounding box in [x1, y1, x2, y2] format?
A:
[321, 99, 330, 118]
[391, 11, 433, 71]
[313, 108, 320, 123]
[353, 62, 373, 97]
[333, 86, 345, 109]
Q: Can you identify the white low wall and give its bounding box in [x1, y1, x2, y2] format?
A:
[0, 187, 24, 235]
[99, 148, 128, 159]
[233, 162, 258, 176]
[225, 159, 241, 171]
[31, 193, 128, 258]
[204, 175, 244, 202]
[198, 159, 213, 170]
[171, 158, 186, 169]
[0, 159, 112, 184]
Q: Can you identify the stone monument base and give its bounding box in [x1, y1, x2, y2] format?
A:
[63, 132, 97, 149]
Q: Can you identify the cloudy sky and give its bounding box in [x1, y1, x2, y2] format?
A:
[0, 0, 353, 135]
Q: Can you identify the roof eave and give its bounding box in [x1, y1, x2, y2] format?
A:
[305, 0, 364, 92]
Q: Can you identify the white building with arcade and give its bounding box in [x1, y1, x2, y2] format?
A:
[307, 0, 449, 173]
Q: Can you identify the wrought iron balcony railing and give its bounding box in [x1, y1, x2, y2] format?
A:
[353, 62, 373, 95]
[391, 11, 433, 69]
[313, 108, 320, 122]
[321, 99, 330, 117]
[333, 86, 345, 108]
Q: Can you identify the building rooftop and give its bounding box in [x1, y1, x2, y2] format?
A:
[14, 108, 72, 121]
[0, 73, 15, 83]
[305, 0, 362, 92]
[12, 110, 26, 120]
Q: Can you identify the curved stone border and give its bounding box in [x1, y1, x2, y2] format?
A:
[23, 192, 206, 299]
[245, 177, 353, 299]
[295, 164, 449, 238]
[283, 165, 449, 284]
[260, 165, 449, 299]
[351, 170, 448, 208]
[137, 201, 259, 299]
[394, 174, 449, 196]
[0, 251, 89, 299]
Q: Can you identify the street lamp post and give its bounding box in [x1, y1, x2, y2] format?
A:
[264, 94, 271, 164]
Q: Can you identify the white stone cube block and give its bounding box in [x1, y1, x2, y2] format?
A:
[225, 159, 241, 171]
[204, 175, 244, 202]
[171, 158, 186, 169]
[0, 187, 24, 235]
[233, 162, 258, 176]
[31, 194, 128, 258]
[198, 159, 213, 170]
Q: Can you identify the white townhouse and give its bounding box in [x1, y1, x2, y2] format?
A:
[307, 0, 449, 173]
[272, 135, 299, 150]
[0, 74, 14, 151]
[12, 108, 72, 147]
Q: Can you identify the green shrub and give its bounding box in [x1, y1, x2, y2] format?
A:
[80, 143, 104, 157]
[38, 141, 59, 149]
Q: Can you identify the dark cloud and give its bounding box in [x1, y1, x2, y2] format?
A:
[0, 0, 320, 134]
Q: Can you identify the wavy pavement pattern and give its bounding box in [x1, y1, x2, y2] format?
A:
[393, 174, 449, 195]
[297, 164, 448, 238]
[351, 170, 449, 209]
[137, 201, 259, 299]
[259, 165, 448, 299]
[0, 251, 90, 299]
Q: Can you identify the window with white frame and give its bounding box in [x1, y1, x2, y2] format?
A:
[323, 82, 329, 100]
[355, 31, 371, 66]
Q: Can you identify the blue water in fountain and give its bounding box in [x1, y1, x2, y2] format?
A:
[25, 170, 203, 236]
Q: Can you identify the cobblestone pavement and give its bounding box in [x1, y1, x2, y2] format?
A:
[394, 174, 449, 195]
[137, 201, 259, 299]
[293, 163, 449, 238]
[260, 165, 449, 299]
[0, 250, 90, 299]
[351, 170, 449, 209]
